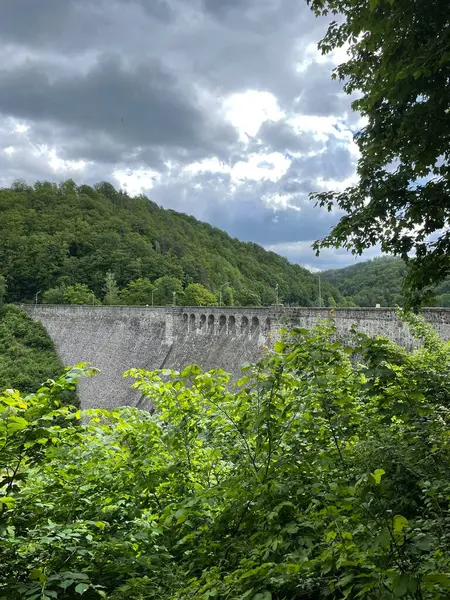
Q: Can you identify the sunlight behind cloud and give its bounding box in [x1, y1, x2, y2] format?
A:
[48, 150, 86, 172]
[185, 152, 290, 183]
[113, 167, 161, 195]
[224, 90, 284, 140]
[12, 123, 30, 134]
[262, 192, 302, 211]
[232, 152, 290, 182]
[296, 41, 350, 73]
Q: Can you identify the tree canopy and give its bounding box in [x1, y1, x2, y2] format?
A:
[307, 0, 450, 303]
[183, 283, 218, 306]
[0, 180, 340, 307]
[323, 256, 450, 307]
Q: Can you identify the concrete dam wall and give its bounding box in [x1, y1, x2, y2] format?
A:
[23, 305, 450, 410]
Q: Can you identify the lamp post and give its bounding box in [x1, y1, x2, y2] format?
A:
[275, 283, 279, 306]
[151, 289, 155, 306]
[219, 282, 230, 307]
[35, 290, 41, 306]
[172, 291, 176, 306]
[92, 292, 95, 306]
[318, 274, 322, 308]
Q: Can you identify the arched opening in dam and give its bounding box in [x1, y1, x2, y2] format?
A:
[219, 315, 227, 332]
[264, 317, 271, 333]
[251, 316, 260, 335]
[207, 314, 215, 333]
[228, 315, 236, 334]
[200, 314, 206, 331]
[189, 313, 196, 331]
[241, 316, 249, 335]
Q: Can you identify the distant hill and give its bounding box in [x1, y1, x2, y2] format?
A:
[323, 256, 450, 307]
[0, 179, 341, 307]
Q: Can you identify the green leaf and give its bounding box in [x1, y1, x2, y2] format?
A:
[423, 573, 450, 587]
[253, 592, 272, 600]
[29, 568, 43, 581]
[325, 531, 337, 542]
[273, 341, 285, 352]
[393, 574, 417, 597]
[393, 515, 409, 535]
[75, 583, 90, 595]
[0, 496, 16, 509]
[369, 468, 385, 484]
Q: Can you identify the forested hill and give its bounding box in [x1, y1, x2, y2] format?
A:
[323, 257, 450, 307]
[0, 180, 341, 306]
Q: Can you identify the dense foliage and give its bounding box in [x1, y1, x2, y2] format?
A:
[323, 257, 450, 307]
[2, 316, 450, 599]
[0, 179, 340, 307]
[0, 305, 77, 403]
[307, 0, 450, 303]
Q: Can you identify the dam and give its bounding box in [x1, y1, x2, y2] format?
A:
[23, 305, 450, 410]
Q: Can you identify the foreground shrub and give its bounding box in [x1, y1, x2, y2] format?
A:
[1, 316, 450, 599]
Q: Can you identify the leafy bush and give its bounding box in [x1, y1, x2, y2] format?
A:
[1, 317, 450, 599]
[64, 284, 99, 305]
[0, 305, 78, 404]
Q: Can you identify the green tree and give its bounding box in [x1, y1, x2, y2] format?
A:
[237, 288, 261, 306]
[221, 286, 234, 306]
[0, 274, 6, 312]
[327, 295, 337, 307]
[64, 283, 98, 305]
[152, 275, 183, 305]
[183, 283, 218, 306]
[103, 271, 120, 305]
[308, 0, 450, 303]
[119, 277, 154, 305]
[437, 293, 450, 307]
[42, 285, 66, 304]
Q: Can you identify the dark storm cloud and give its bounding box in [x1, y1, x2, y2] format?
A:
[0, 54, 237, 160]
[0, 0, 72, 44]
[257, 120, 321, 154]
[202, 0, 249, 17]
[132, 0, 175, 21]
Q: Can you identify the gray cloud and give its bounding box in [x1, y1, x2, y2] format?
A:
[0, 0, 72, 44]
[266, 242, 383, 271]
[0, 0, 372, 270]
[257, 120, 322, 154]
[294, 63, 349, 117]
[0, 54, 237, 158]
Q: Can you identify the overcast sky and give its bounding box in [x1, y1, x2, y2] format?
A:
[0, 0, 378, 270]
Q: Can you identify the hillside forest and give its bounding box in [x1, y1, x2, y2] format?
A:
[323, 258, 450, 308]
[2, 181, 449, 310]
[0, 180, 342, 308]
